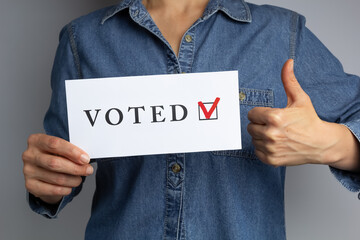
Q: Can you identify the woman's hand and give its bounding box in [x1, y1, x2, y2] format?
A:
[22, 134, 93, 204]
[247, 59, 360, 171]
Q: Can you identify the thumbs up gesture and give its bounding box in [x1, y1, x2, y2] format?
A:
[247, 59, 360, 168]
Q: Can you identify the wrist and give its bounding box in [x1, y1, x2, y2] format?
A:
[39, 195, 63, 205]
[29, 193, 63, 216]
[321, 122, 360, 172]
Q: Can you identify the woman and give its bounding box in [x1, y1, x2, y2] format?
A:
[23, 0, 360, 239]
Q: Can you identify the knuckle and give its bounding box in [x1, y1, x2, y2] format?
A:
[265, 145, 276, 154]
[54, 175, 67, 186]
[247, 124, 254, 135]
[22, 150, 31, 163]
[47, 137, 60, 150]
[25, 180, 35, 192]
[23, 164, 33, 176]
[34, 152, 43, 165]
[266, 111, 283, 126]
[248, 107, 261, 121]
[264, 128, 278, 142]
[47, 157, 61, 171]
[27, 134, 38, 146]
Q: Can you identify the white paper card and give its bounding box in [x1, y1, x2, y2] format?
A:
[65, 71, 241, 159]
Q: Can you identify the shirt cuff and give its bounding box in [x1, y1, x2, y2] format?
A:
[330, 121, 360, 199]
[27, 192, 71, 219]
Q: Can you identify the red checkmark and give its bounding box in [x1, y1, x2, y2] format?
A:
[198, 97, 220, 119]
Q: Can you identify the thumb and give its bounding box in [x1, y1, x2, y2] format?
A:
[281, 59, 307, 107]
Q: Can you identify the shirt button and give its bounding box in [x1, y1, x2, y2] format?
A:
[239, 92, 246, 101]
[172, 163, 181, 173]
[185, 35, 192, 43]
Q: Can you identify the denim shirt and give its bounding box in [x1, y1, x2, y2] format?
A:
[29, 0, 360, 239]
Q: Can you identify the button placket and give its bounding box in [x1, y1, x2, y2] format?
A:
[178, 29, 195, 74]
[164, 154, 186, 240]
[168, 158, 184, 188]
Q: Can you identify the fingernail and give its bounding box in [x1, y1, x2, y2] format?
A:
[289, 59, 294, 68]
[86, 166, 94, 175]
[81, 154, 90, 164]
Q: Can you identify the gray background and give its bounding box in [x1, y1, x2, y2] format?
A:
[0, 0, 359, 239]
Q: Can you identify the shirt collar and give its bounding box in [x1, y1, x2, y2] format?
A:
[101, 0, 252, 24]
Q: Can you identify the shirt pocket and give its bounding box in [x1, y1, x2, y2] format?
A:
[212, 88, 274, 164]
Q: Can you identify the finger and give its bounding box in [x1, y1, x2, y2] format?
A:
[254, 149, 281, 167]
[24, 164, 83, 188]
[254, 149, 268, 164]
[35, 153, 93, 176]
[25, 178, 72, 198]
[247, 123, 267, 140]
[249, 107, 286, 127]
[254, 145, 309, 167]
[281, 59, 308, 107]
[252, 138, 266, 152]
[248, 123, 284, 143]
[252, 138, 281, 155]
[29, 134, 90, 165]
[247, 107, 273, 125]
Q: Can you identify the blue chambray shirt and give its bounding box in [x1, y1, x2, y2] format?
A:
[28, 0, 360, 239]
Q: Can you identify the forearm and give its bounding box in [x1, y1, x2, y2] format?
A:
[323, 122, 360, 172]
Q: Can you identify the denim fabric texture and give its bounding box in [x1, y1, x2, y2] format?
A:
[28, 0, 360, 239]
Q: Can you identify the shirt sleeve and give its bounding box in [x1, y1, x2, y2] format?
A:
[292, 14, 360, 197]
[27, 22, 86, 218]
